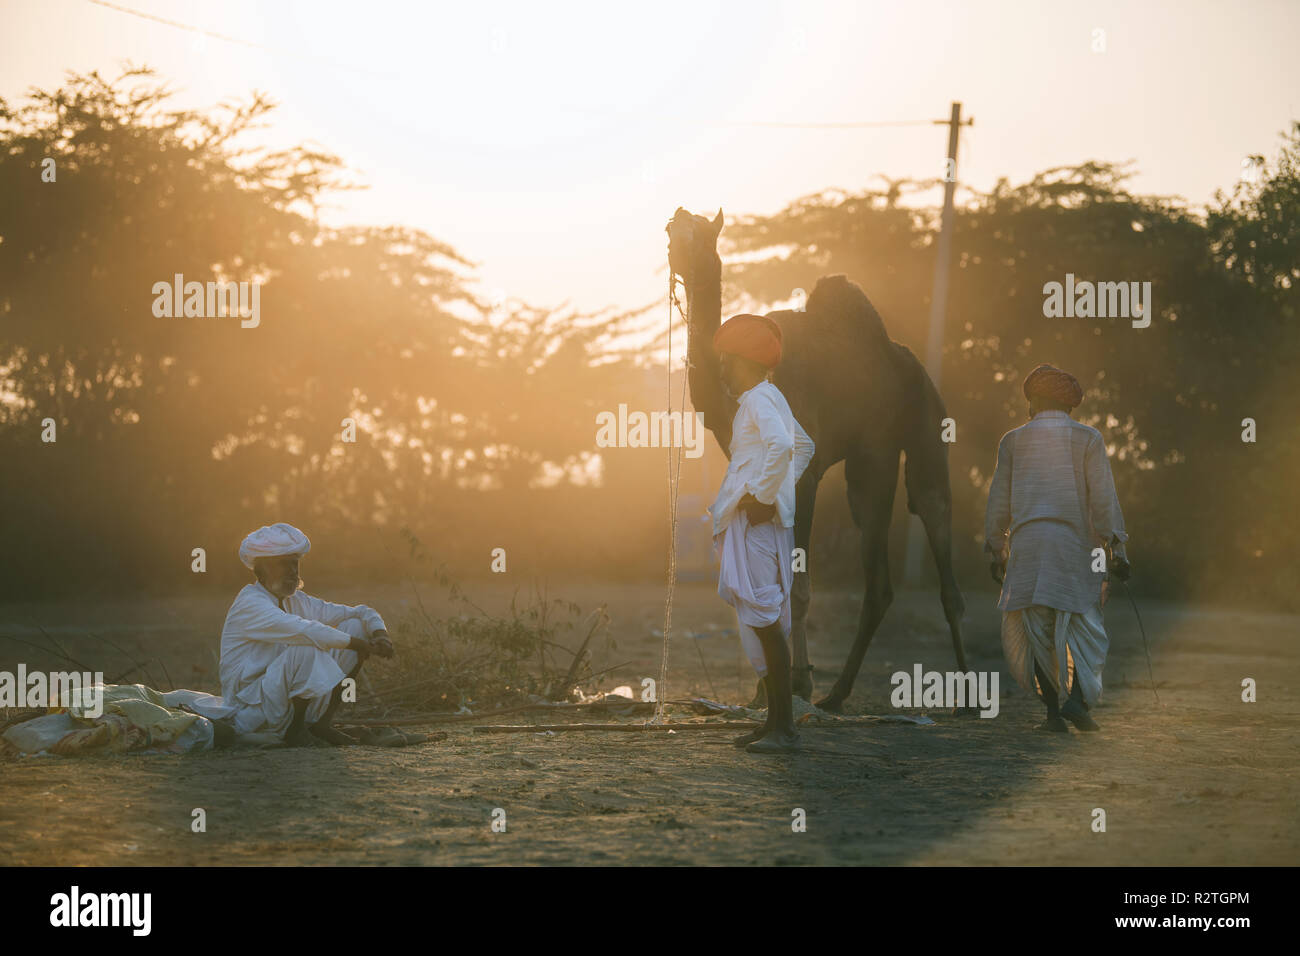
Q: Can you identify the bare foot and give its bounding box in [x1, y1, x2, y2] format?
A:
[284, 723, 315, 747]
[309, 723, 359, 746]
[746, 731, 802, 754]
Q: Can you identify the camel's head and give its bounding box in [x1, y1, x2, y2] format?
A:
[666, 206, 723, 281]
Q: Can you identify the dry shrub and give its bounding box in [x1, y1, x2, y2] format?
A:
[357, 533, 613, 715]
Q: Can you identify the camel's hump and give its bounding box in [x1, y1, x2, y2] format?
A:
[806, 274, 890, 341]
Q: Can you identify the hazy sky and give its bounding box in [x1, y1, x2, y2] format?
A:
[4, 0, 1298, 316]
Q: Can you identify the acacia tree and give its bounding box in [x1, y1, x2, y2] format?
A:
[0, 69, 646, 596]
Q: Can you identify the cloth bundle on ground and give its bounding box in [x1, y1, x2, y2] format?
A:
[1, 682, 440, 756]
[1, 684, 237, 757]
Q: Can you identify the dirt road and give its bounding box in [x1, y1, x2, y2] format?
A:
[2, 583, 1295, 865]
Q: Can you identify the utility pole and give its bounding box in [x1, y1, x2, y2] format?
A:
[903, 101, 973, 588]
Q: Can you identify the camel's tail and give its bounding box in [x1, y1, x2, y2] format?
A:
[891, 343, 954, 517]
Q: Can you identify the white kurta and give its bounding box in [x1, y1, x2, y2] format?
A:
[709, 380, 815, 537]
[984, 410, 1128, 613]
[219, 583, 386, 737]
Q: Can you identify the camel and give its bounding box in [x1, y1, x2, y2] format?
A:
[666, 207, 967, 712]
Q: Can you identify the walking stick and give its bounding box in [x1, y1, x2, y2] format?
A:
[1116, 578, 1161, 706]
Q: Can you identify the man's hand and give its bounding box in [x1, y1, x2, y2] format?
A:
[739, 493, 777, 526]
[1109, 555, 1131, 583]
[368, 629, 395, 660]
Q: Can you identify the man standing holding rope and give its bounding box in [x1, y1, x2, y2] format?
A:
[710, 314, 815, 754]
[984, 364, 1130, 733]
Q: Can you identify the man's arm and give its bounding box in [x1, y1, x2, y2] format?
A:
[790, 415, 815, 486]
[746, 392, 795, 506]
[299, 594, 393, 658]
[300, 594, 386, 635]
[233, 596, 356, 651]
[1085, 431, 1129, 570]
[1085, 431, 1128, 556]
[984, 431, 1014, 563]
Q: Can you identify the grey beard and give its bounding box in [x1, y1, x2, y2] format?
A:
[261, 576, 302, 599]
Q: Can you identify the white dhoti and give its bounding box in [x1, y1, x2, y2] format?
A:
[714, 512, 795, 677]
[230, 618, 363, 736]
[1001, 603, 1108, 705]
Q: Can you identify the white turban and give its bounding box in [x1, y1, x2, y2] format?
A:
[238, 523, 311, 569]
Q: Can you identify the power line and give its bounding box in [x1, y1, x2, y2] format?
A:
[84, 0, 392, 78]
[87, 0, 268, 51]
[83, 1, 952, 132]
[723, 119, 937, 129]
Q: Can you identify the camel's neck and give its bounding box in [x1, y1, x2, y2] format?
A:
[683, 256, 735, 449]
[684, 260, 722, 337]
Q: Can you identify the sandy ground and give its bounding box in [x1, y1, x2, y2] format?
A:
[1, 581, 1296, 866]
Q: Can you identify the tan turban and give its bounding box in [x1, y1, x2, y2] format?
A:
[713, 313, 783, 369]
[238, 523, 311, 569]
[1022, 364, 1083, 409]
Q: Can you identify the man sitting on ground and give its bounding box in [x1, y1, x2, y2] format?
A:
[220, 523, 394, 746]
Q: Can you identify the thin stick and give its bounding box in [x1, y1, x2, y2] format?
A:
[29, 620, 95, 673]
[473, 722, 758, 734]
[1119, 579, 1162, 706]
[693, 640, 718, 701]
[0, 633, 95, 672]
[88, 630, 152, 684]
[554, 605, 608, 696]
[348, 697, 655, 726]
[155, 657, 176, 691]
[474, 718, 902, 735]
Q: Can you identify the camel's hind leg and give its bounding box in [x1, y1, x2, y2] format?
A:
[912, 484, 974, 714]
[816, 450, 898, 713]
[912, 486, 968, 673]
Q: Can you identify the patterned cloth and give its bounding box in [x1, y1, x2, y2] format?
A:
[0, 684, 218, 756]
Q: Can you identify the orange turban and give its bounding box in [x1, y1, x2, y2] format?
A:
[713, 313, 783, 369]
[1022, 364, 1083, 409]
